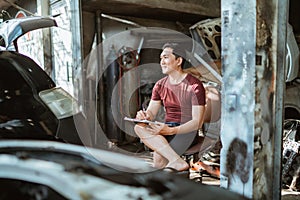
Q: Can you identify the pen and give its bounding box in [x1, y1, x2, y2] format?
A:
[142, 106, 148, 119]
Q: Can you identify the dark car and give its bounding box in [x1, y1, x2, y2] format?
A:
[0, 16, 91, 146]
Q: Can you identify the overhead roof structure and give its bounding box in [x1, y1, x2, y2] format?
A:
[81, 0, 220, 24]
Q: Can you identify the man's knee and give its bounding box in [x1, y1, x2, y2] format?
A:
[134, 124, 143, 136]
[134, 124, 150, 139]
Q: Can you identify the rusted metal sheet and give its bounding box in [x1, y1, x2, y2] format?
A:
[220, 0, 256, 198]
[254, 0, 287, 199]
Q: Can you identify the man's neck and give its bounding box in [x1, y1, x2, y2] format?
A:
[168, 70, 187, 84]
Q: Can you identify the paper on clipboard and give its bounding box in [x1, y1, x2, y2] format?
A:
[124, 117, 158, 124]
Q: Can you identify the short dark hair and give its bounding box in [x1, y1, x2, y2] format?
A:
[162, 42, 187, 67]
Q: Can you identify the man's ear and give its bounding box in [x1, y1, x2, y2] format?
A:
[177, 57, 183, 66]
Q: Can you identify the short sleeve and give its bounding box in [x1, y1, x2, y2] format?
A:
[191, 82, 206, 106]
[151, 82, 162, 101]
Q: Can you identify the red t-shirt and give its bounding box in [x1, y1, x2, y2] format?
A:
[151, 74, 206, 123]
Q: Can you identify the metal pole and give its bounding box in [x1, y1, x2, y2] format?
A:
[70, 0, 84, 102]
[220, 0, 256, 198]
[70, 0, 83, 71]
[221, 0, 288, 199]
[96, 11, 106, 145]
[37, 0, 52, 76]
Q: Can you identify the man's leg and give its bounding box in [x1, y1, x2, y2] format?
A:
[169, 131, 198, 155]
[134, 124, 189, 171]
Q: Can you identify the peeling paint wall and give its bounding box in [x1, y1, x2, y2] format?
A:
[18, 28, 44, 68]
[50, 0, 74, 95]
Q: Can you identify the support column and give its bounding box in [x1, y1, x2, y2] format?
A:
[220, 0, 256, 198]
[220, 0, 288, 199]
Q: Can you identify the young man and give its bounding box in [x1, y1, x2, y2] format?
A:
[134, 43, 206, 171]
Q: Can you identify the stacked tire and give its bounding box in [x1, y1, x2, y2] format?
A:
[282, 119, 300, 191]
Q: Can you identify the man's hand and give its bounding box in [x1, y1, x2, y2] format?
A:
[135, 110, 151, 120]
[146, 122, 178, 135]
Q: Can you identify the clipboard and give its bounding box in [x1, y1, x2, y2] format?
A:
[124, 117, 159, 124]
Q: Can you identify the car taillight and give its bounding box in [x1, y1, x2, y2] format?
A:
[39, 87, 79, 119]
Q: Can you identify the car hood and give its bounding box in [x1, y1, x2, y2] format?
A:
[0, 140, 152, 173]
[0, 140, 159, 200]
[0, 140, 245, 200]
[0, 16, 57, 50]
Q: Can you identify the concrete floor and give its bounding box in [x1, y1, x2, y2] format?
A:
[199, 173, 300, 200]
[150, 156, 300, 199]
[119, 143, 300, 199]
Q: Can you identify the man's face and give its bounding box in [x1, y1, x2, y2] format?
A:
[160, 47, 181, 74]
